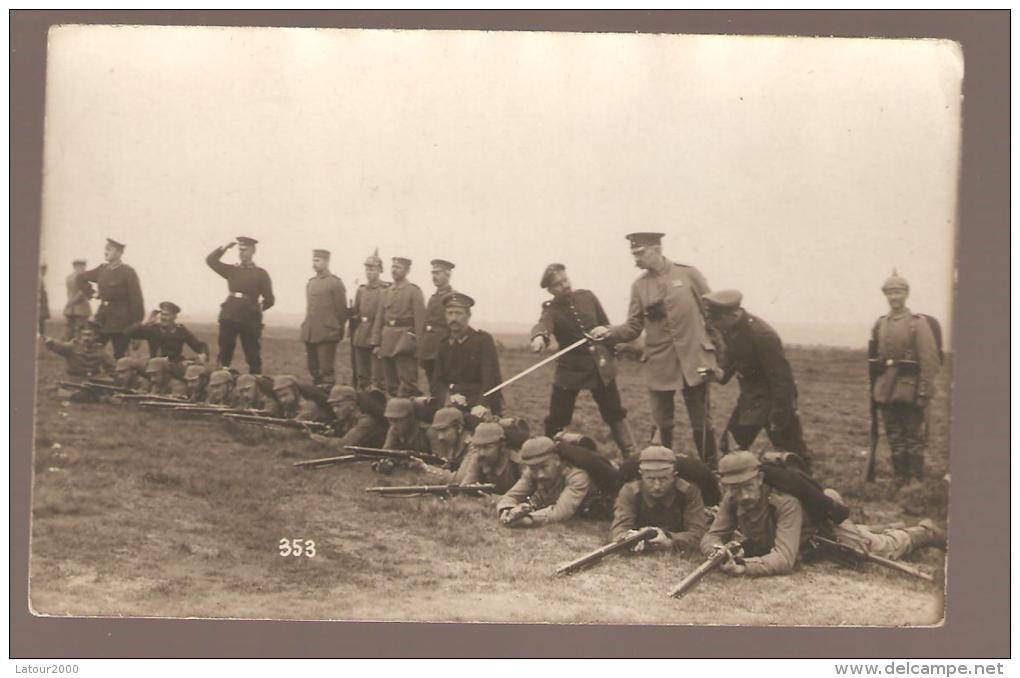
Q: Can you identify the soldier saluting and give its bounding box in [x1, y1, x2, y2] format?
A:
[703, 289, 812, 469]
[419, 259, 455, 395]
[205, 236, 274, 375]
[76, 238, 145, 359]
[370, 256, 426, 397]
[590, 233, 721, 468]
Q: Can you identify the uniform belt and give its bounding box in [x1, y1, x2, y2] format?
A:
[426, 325, 438, 332]
[360, 316, 369, 323]
[229, 292, 250, 299]
[387, 318, 414, 327]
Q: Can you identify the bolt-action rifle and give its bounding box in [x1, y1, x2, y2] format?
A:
[555, 526, 659, 576]
[343, 445, 448, 468]
[56, 380, 136, 395]
[223, 413, 331, 434]
[365, 483, 496, 498]
[806, 535, 934, 582]
[667, 540, 743, 599]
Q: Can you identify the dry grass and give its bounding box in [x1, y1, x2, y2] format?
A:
[29, 322, 949, 625]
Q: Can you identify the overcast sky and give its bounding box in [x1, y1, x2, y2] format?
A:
[40, 26, 962, 344]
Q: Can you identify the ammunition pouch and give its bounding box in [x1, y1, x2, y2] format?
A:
[896, 360, 920, 377]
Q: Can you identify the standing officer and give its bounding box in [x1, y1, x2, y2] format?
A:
[419, 259, 455, 394]
[76, 238, 145, 358]
[205, 237, 275, 374]
[63, 259, 92, 340]
[431, 292, 504, 415]
[703, 290, 812, 469]
[870, 272, 939, 484]
[590, 233, 721, 468]
[531, 263, 636, 462]
[370, 256, 425, 397]
[351, 249, 390, 390]
[299, 249, 348, 389]
[125, 301, 209, 363]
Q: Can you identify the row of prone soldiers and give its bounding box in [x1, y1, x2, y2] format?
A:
[47, 325, 946, 582]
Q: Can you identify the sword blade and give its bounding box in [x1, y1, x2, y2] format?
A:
[483, 337, 589, 397]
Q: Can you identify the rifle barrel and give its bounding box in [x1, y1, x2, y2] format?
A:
[556, 527, 658, 576]
[365, 483, 497, 496]
[293, 454, 361, 469]
[667, 540, 740, 598]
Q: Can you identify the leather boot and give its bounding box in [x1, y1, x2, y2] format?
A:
[905, 519, 946, 550]
[609, 418, 638, 460]
[659, 426, 674, 452]
[908, 453, 926, 482]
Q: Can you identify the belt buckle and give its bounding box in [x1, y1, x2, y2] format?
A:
[426, 325, 433, 331]
[885, 359, 895, 366]
[388, 320, 396, 326]
[361, 316, 369, 322]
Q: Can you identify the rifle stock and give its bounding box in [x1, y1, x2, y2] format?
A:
[556, 526, 659, 576]
[57, 380, 136, 395]
[807, 535, 934, 583]
[667, 540, 742, 599]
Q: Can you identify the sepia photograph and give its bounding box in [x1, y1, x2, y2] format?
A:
[30, 23, 962, 627]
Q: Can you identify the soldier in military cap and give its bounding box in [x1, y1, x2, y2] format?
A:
[205, 369, 236, 406]
[381, 397, 433, 455]
[63, 259, 92, 340]
[531, 263, 637, 462]
[205, 237, 275, 374]
[869, 271, 940, 484]
[183, 363, 210, 402]
[351, 249, 390, 391]
[428, 407, 473, 471]
[420, 259, 455, 393]
[41, 319, 115, 378]
[497, 436, 593, 527]
[370, 257, 426, 397]
[76, 238, 145, 358]
[112, 356, 148, 391]
[309, 385, 388, 450]
[703, 289, 812, 469]
[591, 233, 721, 468]
[145, 357, 188, 397]
[611, 445, 708, 553]
[431, 292, 504, 415]
[702, 451, 945, 577]
[125, 301, 209, 364]
[299, 249, 348, 389]
[271, 374, 332, 422]
[235, 373, 281, 416]
[411, 421, 522, 493]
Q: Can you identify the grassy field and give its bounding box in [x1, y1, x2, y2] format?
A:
[30, 322, 949, 625]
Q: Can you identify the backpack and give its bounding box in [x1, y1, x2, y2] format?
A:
[916, 314, 945, 364]
[758, 452, 850, 525]
[556, 442, 621, 497]
[618, 453, 722, 507]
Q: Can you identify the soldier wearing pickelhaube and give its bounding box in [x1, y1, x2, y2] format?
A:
[420, 259, 455, 394]
[370, 256, 426, 397]
[351, 249, 390, 391]
[299, 249, 348, 389]
[590, 233, 721, 468]
[703, 289, 812, 469]
[76, 238, 145, 358]
[869, 271, 940, 484]
[205, 236, 275, 374]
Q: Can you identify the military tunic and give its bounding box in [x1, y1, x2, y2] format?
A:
[43, 338, 115, 377]
[331, 412, 387, 449]
[431, 327, 504, 415]
[370, 278, 426, 396]
[299, 272, 348, 387]
[420, 284, 452, 361]
[383, 422, 433, 455]
[76, 262, 145, 358]
[63, 272, 92, 340]
[496, 464, 592, 525]
[421, 447, 522, 494]
[352, 280, 390, 390]
[206, 246, 274, 374]
[125, 321, 208, 362]
[611, 478, 708, 551]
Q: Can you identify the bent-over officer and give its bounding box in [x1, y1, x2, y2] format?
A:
[125, 301, 209, 363]
[611, 445, 708, 553]
[420, 259, 455, 394]
[870, 272, 940, 484]
[76, 238, 145, 358]
[370, 257, 426, 397]
[531, 263, 636, 461]
[206, 237, 274, 374]
[431, 292, 504, 415]
[704, 290, 812, 469]
[351, 250, 389, 390]
[299, 249, 348, 389]
[590, 233, 721, 468]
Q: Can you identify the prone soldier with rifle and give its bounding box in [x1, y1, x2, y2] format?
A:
[307, 385, 388, 451]
[406, 421, 522, 493]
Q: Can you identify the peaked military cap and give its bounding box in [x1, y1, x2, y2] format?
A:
[106, 238, 126, 249]
[72, 258, 87, 265]
[364, 248, 383, 267]
[718, 450, 761, 485]
[442, 291, 474, 309]
[626, 232, 664, 250]
[520, 436, 558, 466]
[236, 236, 259, 246]
[703, 289, 743, 312]
[159, 301, 182, 314]
[430, 259, 455, 271]
[881, 270, 910, 292]
[327, 385, 357, 403]
[638, 445, 676, 472]
[271, 374, 299, 392]
[384, 397, 414, 419]
[540, 263, 566, 289]
[236, 373, 258, 388]
[472, 422, 505, 445]
[430, 407, 465, 430]
[313, 249, 331, 259]
[392, 257, 412, 267]
[145, 357, 171, 374]
[209, 369, 234, 386]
